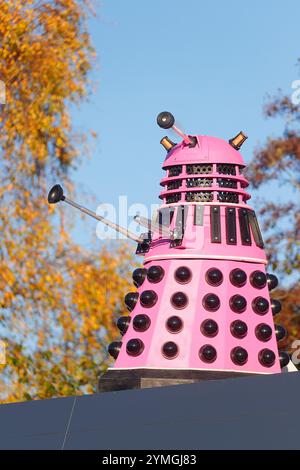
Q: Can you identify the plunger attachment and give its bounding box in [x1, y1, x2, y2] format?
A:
[48, 184, 65, 204]
[47, 185, 141, 243]
[157, 111, 193, 145]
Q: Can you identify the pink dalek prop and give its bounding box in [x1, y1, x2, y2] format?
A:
[48, 111, 291, 392]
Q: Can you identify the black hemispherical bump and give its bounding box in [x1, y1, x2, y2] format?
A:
[271, 299, 282, 315]
[140, 290, 158, 308]
[259, 348, 276, 367]
[230, 320, 248, 338]
[255, 323, 272, 342]
[157, 111, 175, 129]
[124, 292, 139, 312]
[252, 296, 269, 315]
[162, 341, 178, 359]
[133, 314, 151, 332]
[267, 273, 278, 291]
[132, 268, 147, 288]
[275, 324, 287, 341]
[230, 269, 247, 287]
[166, 316, 183, 333]
[250, 270, 267, 289]
[171, 292, 188, 309]
[108, 341, 122, 359]
[126, 338, 144, 356]
[199, 344, 217, 363]
[147, 265, 165, 283]
[174, 266, 192, 284]
[231, 346, 248, 365]
[117, 316, 131, 336]
[206, 268, 223, 286]
[230, 295, 247, 313]
[203, 293, 220, 311]
[279, 351, 290, 368]
[201, 319, 219, 337]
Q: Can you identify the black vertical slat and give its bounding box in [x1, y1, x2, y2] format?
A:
[158, 208, 175, 237]
[225, 207, 237, 244]
[194, 205, 204, 226]
[175, 205, 188, 238]
[210, 206, 221, 243]
[238, 208, 252, 245]
[158, 207, 175, 226]
[248, 210, 264, 248]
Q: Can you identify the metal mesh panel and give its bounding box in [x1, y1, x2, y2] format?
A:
[185, 191, 213, 202]
[186, 164, 213, 175]
[217, 178, 237, 188]
[166, 193, 181, 204]
[186, 178, 212, 188]
[167, 180, 182, 190]
[168, 166, 182, 177]
[217, 164, 236, 175]
[217, 191, 239, 203]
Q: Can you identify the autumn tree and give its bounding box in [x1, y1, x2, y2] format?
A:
[247, 87, 300, 357]
[0, 1, 134, 402]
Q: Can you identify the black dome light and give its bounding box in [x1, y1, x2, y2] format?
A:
[133, 314, 151, 332]
[230, 295, 247, 313]
[252, 297, 269, 315]
[203, 293, 220, 312]
[279, 351, 290, 368]
[250, 270, 267, 289]
[166, 316, 183, 333]
[255, 323, 272, 342]
[199, 344, 217, 363]
[231, 346, 248, 365]
[147, 265, 165, 283]
[132, 268, 147, 288]
[205, 268, 223, 286]
[124, 292, 139, 312]
[126, 338, 145, 357]
[201, 319, 219, 337]
[174, 266, 192, 284]
[108, 341, 122, 359]
[230, 320, 248, 338]
[275, 324, 287, 341]
[258, 348, 276, 367]
[171, 292, 188, 309]
[162, 341, 179, 359]
[267, 273, 278, 291]
[271, 299, 282, 315]
[117, 316, 131, 336]
[230, 269, 247, 287]
[140, 290, 158, 308]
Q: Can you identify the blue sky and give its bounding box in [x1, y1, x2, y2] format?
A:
[68, 0, 300, 246]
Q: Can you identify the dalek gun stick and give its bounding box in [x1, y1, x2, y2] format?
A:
[47, 184, 141, 243]
[133, 215, 170, 238]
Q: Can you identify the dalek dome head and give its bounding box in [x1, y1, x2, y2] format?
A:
[162, 134, 246, 168]
[157, 112, 249, 205]
[157, 112, 247, 168]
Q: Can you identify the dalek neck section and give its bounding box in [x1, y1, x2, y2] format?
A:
[141, 134, 265, 263]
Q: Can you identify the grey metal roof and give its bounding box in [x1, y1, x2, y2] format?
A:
[0, 371, 299, 450]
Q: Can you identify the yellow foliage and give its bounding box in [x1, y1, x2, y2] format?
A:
[0, 1, 136, 403]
